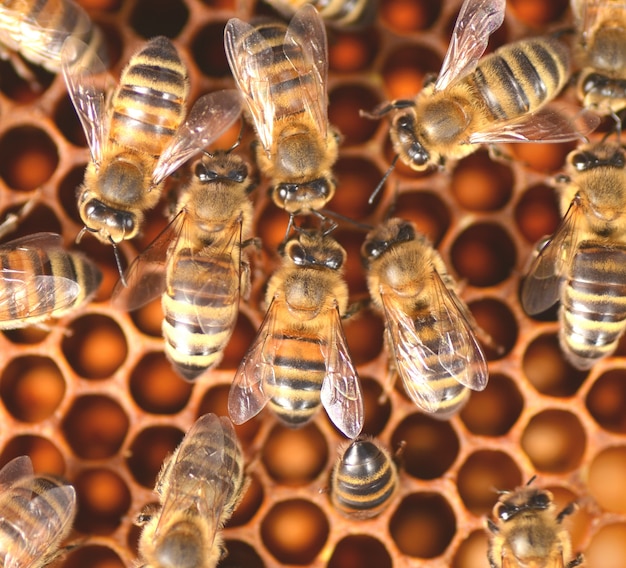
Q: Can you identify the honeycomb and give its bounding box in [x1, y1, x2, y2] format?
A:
[0, 0, 625, 566]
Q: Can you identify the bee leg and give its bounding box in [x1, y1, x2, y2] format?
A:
[5, 52, 42, 92]
[556, 501, 578, 523]
[0, 192, 40, 240]
[487, 143, 515, 165]
[566, 553, 584, 568]
[359, 99, 414, 119]
[486, 518, 500, 534]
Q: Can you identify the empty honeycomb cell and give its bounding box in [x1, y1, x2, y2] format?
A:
[585, 522, 626, 568]
[391, 191, 451, 245]
[62, 395, 129, 459]
[126, 425, 184, 488]
[55, 96, 88, 149]
[329, 87, 381, 147]
[260, 499, 329, 565]
[0, 202, 62, 239]
[450, 223, 516, 287]
[514, 184, 560, 245]
[460, 373, 524, 436]
[0, 356, 65, 422]
[381, 44, 441, 101]
[0, 60, 54, 102]
[3, 325, 49, 345]
[256, 202, 291, 258]
[62, 314, 127, 379]
[129, 352, 193, 414]
[328, 30, 380, 73]
[451, 151, 514, 212]
[333, 229, 370, 296]
[230, 473, 264, 526]
[507, 0, 569, 26]
[511, 141, 575, 175]
[329, 157, 383, 220]
[128, 298, 163, 338]
[222, 540, 265, 568]
[343, 308, 385, 364]
[588, 447, 626, 514]
[380, 0, 441, 32]
[327, 534, 393, 568]
[61, 545, 125, 568]
[586, 370, 626, 433]
[73, 468, 131, 534]
[522, 334, 587, 396]
[452, 529, 490, 568]
[191, 22, 233, 79]
[547, 485, 591, 550]
[129, 0, 189, 39]
[0, 434, 65, 476]
[0, 126, 58, 191]
[389, 492, 456, 558]
[521, 410, 586, 473]
[457, 450, 522, 516]
[390, 413, 459, 480]
[468, 298, 518, 360]
[262, 423, 328, 485]
[219, 314, 258, 369]
[360, 376, 392, 436]
[59, 165, 87, 225]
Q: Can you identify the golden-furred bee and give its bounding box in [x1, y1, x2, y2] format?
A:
[330, 437, 398, 520]
[522, 140, 626, 370]
[263, 0, 377, 30]
[486, 479, 583, 568]
[228, 230, 364, 439]
[224, 5, 340, 219]
[112, 151, 255, 381]
[572, 0, 626, 118]
[0, 455, 77, 568]
[361, 218, 487, 418]
[61, 35, 242, 254]
[136, 413, 247, 568]
[0, 0, 107, 81]
[369, 0, 597, 172]
[0, 232, 101, 330]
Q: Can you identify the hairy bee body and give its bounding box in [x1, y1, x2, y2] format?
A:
[0, 232, 101, 330]
[137, 413, 246, 568]
[225, 5, 339, 216]
[264, 0, 377, 30]
[486, 481, 583, 568]
[0, 456, 76, 568]
[330, 438, 398, 520]
[229, 231, 364, 439]
[362, 218, 487, 418]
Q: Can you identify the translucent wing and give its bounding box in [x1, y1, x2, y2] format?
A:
[151, 90, 243, 186]
[111, 210, 187, 311]
[320, 305, 364, 438]
[284, 4, 329, 140]
[228, 298, 282, 424]
[0, 455, 33, 488]
[521, 197, 583, 315]
[224, 18, 277, 152]
[435, 0, 506, 91]
[61, 36, 110, 165]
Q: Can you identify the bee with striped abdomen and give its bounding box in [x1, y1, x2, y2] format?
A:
[0, 455, 76, 568]
[228, 230, 364, 439]
[136, 413, 247, 568]
[263, 0, 377, 29]
[330, 437, 398, 520]
[224, 5, 340, 222]
[522, 140, 626, 370]
[369, 0, 597, 172]
[113, 151, 255, 381]
[362, 218, 487, 418]
[0, 232, 101, 330]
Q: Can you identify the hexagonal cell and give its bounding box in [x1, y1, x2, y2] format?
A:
[262, 423, 328, 485]
[585, 522, 626, 568]
[510, 140, 575, 175]
[391, 191, 451, 246]
[230, 473, 264, 527]
[0, 356, 65, 422]
[391, 413, 459, 480]
[128, 297, 163, 338]
[0, 202, 62, 239]
[221, 540, 265, 568]
[2, 325, 49, 345]
[343, 307, 385, 365]
[389, 492, 456, 558]
[381, 44, 441, 101]
[129, 352, 193, 414]
[588, 447, 626, 514]
[328, 29, 381, 73]
[129, 0, 189, 38]
[329, 86, 381, 147]
[62, 314, 127, 379]
[469, 298, 518, 360]
[0, 127, 58, 191]
[507, 0, 569, 26]
[457, 450, 522, 516]
[514, 184, 560, 245]
[126, 425, 184, 489]
[547, 485, 591, 551]
[460, 373, 524, 437]
[586, 370, 626, 433]
[452, 530, 490, 568]
[361, 376, 392, 436]
[55, 95, 88, 148]
[261, 499, 329, 565]
[451, 151, 514, 212]
[191, 22, 232, 78]
[380, 0, 441, 32]
[219, 313, 259, 370]
[61, 545, 125, 568]
[450, 223, 516, 287]
[522, 334, 587, 396]
[58, 165, 86, 226]
[329, 157, 384, 221]
[0, 60, 54, 102]
[521, 410, 586, 473]
[328, 534, 392, 568]
[73, 468, 131, 534]
[62, 395, 129, 459]
[0, 435, 65, 476]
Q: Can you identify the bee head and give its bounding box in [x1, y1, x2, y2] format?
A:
[274, 177, 335, 215]
[195, 154, 248, 184]
[286, 232, 346, 271]
[494, 488, 552, 523]
[391, 109, 431, 170]
[80, 198, 137, 244]
[362, 218, 416, 263]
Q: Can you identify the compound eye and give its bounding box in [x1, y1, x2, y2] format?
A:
[396, 221, 416, 242]
[326, 250, 344, 270]
[496, 503, 516, 522]
[195, 162, 210, 181]
[363, 239, 385, 260]
[289, 243, 307, 265]
[229, 165, 248, 183]
[571, 151, 593, 171]
[530, 492, 550, 509]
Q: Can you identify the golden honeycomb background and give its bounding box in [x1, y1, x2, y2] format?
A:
[1, 0, 626, 566]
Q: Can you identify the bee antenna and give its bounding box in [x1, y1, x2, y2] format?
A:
[526, 475, 537, 487]
[109, 236, 127, 287]
[227, 118, 245, 152]
[75, 226, 88, 244]
[317, 208, 373, 232]
[359, 99, 415, 120]
[369, 154, 399, 205]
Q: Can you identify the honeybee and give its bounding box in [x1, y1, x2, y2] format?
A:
[572, 0, 626, 118]
[61, 35, 243, 257]
[486, 479, 583, 568]
[0, 232, 101, 330]
[522, 140, 626, 370]
[228, 230, 364, 439]
[369, 0, 597, 172]
[136, 413, 247, 568]
[112, 151, 255, 381]
[263, 0, 377, 29]
[330, 437, 398, 520]
[361, 218, 487, 418]
[224, 5, 340, 220]
[0, 455, 77, 568]
[0, 0, 107, 81]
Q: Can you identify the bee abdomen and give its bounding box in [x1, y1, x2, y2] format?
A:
[471, 37, 569, 120]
